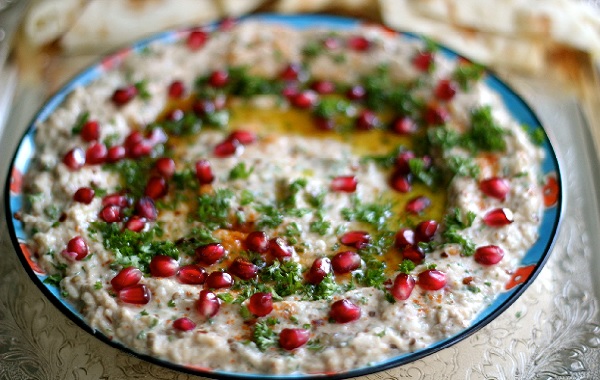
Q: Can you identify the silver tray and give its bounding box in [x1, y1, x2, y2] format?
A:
[0, 17, 599, 380]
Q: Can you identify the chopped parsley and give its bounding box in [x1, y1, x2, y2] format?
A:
[89, 222, 179, 272]
[341, 197, 392, 230]
[71, 111, 90, 135]
[105, 157, 155, 199]
[229, 162, 254, 180]
[196, 189, 234, 230]
[452, 62, 485, 90]
[441, 208, 477, 256]
[260, 261, 304, 298]
[398, 259, 416, 274]
[252, 320, 278, 351]
[134, 80, 152, 101]
[361, 145, 404, 169]
[354, 255, 386, 289]
[465, 106, 507, 153]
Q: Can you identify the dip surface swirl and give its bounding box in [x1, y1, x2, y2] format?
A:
[21, 20, 544, 375]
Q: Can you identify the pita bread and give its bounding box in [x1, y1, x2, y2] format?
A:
[23, 0, 85, 46]
[407, 0, 600, 54]
[272, 0, 377, 16]
[379, 0, 546, 74]
[218, 0, 268, 17]
[24, 0, 267, 55]
[59, 0, 222, 54]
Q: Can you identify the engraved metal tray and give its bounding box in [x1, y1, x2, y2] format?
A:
[0, 15, 599, 380]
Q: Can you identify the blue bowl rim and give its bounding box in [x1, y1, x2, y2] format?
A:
[3, 13, 564, 380]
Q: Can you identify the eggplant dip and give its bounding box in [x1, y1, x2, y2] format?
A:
[20, 20, 545, 374]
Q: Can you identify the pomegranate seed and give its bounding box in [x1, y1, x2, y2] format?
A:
[80, 120, 100, 142]
[99, 205, 121, 223]
[187, 29, 208, 50]
[395, 150, 415, 175]
[177, 264, 207, 285]
[329, 299, 361, 323]
[145, 176, 168, 199]
[356, 109, 379, 130]
[205, 271, 233, 289]
[128, 140, 153, 158]
[173, 317, 196, 332]
[147, 127, 167, 145]
[479, 177, 510, 201]
[311, 80, 336, 94]
[208, 70, 229, 87]
[219, 17, 236, 31]
[245, 231, 269, 253]
[395, 228, 415, 248]
[111, 85, 137, 106]
[483, 208, 514, 227]
[291, 90, 318, 109]
[197, 289, 220, 318]
[474, 245, 505, 265]
[331, 251, 361, 274]
[279, 328, 310, 350]
[63, 147, 86, 170]
[390, 171, 412, 193]
[418, 269, 447, 291]
[322, 36, 340, 49]
[282, 84, 299, 100]
[339, 231, 370, 249]
[66, 236, 88, 260]
[166, 109, 184, 122]
[124, 131, 143, 150]
[424, 105, 450, 125]
[347, 35, 371, 51]
[391, 116, 418, 135]
[247, 292, 273, 317]
[434, 79, 457, 101]
[195, 159, 215, 184]
[306, 257, 332, 285]
[136, 197, 157, 221]
[313, 116, 335, 131]
[168, 80, 186, 98]
[196, 243, 226, 265]
[118, 284, 151, 305]
[346, 85, 366, 100]
[155, 157, 176, 178]
[228, 257, 259, 280]
[413, 51, 434, 72]
[125, 216, 146, 232]
[60, 249, 78, 261]
[192, 99, 216, 116]
[401, 245, 425, 263]
[111, 267, 143, 291]
[269, 238, 294, 260]
[330, 176, 357, 193]
[214, 139, 241, 157]
[149, 255, 179, 277]
[73, 187, 95, 204]
[85, 142, 107, 165]
[102, 193, 129, 208]
[390, 273, 416, 301]
[415, 220, 438, 242]
[227, 130, 257, 145]
[106, 145, 126, 162]
[405, 196, 431, 214]
[279, 63, 303, 82]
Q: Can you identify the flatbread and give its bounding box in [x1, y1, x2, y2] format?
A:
[380, 0, 548, 73]
[60, 0, 222, 54]
[23, 0, 85, 46]
[23, 0, 268, 55]
[410, 0, 600, 53]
